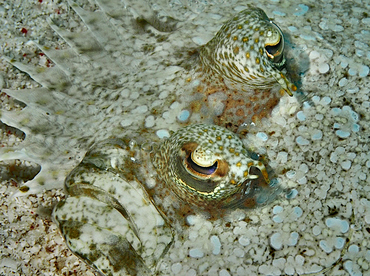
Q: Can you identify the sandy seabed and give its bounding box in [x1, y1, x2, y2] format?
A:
[1, 0, 369, 275]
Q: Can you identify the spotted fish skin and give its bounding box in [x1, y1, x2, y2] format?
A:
[192, 7, 297, 129]
[3, 2, 283, 275]
[53, 123, 279, 275]
[53, 138, 175, 276]
[152, 124, 279, 209]
[200, 7, 295, 94]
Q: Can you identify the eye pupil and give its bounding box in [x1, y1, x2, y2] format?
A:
[265, 38, 283, 62]
[265, 39, 281, 56]
[186, 155, 218, 175]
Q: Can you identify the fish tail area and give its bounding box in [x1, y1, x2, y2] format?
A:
[0, 145, 74, 196]
[0, 87, 97, 193]
[1, 1, 134, 194]
[1, 0, 179, 195]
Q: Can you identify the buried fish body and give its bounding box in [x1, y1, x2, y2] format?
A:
[50, 6, 288, 273]
[152, 124, 279, 209]
[200, 7, 295, 94]
[1, 2, 295, 275]
[54, 123, 279, 275]
[196, 7, 297, 128]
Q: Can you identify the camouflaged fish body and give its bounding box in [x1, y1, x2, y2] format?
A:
[1, 2, 290, 276]
[200, 7, 295, 94]
[1, 3, 294, 195]
[153, 124, 279, 208]
[197, 7, 296, 128]
[53, 138, 175, 276]
[54, 123, 279, 275]
[1, 0, 189, 194]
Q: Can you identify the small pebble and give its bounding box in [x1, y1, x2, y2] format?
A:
[209, 13, 222, 20]
[189, 248, 204, 258]
[287, 232, 299, 246]
[315, 113, 324, 120]
[145, 115, 155, 128]
[171, 263, 182, 274]
[297, 177, 307, 185]
[120, 118, 133, 127]
[310, 51, 320, 59]
[347, 87, 359, 94]
[285, 189, 298, 199]
[362, 18, 370, 24]
[319, 63, 330, 74]
[170, 102, 180, 109]
[336, 130, 350, 138]
[156, 129, 170, 139]
[273, 10, 286, 16]
[277, 151, 288, 163]
[348, 107, 359, 121]
[273, 215, 283, 223]
[300, 34, 316, 41]
[335, 237, 345, 249]
[286, 170, 296, 178]
[273, 258, 286, 269]
[320, 97, 332, 105]
[273, 206, 283, 214]
[238, 235, 250, 246]
[319, 240, 332, 253]
[177, 109, 190, 122]
[187, 269, 197, 276]
[297, 111, 306, 121]
[270, 233, 283, 250]
[233, 248, 245, 258]
[293, 207, 303, 218]
[344, 260, 362, 276]
[192, 36, 208, 45]
[326, 218, 350, 233]
[256, 132, 268, 141]
[341, 160, 352, 170]
[312, 226, 321, 236]
[296, 136, 310, 145]
[311, 130, 323, 140]
[359, 65, 369, 77]
[348, 68, 357, 76]
[338, 78, 348, 87]
[210, 235, 221, 255]
[219, 269, 231, 276]
[133, 105, 148, 113]
[331, 107, 341, 116]
[332, 25, 344, 32]
[348, 245, 359, 254]
[294, 4, 309, 16]
[311, 95, 320, 103]
[352, 123, 360, 132]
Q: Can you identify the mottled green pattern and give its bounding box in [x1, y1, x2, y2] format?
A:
[53, 138, 174, 276]
[153, 124, 278, 208]
[53, 123, 279, 275]
[200, 7, 296, 95]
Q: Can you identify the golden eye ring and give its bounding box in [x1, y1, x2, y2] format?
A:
[264, 22, 284, 62]
[186, 153, 219, 176]
[181, 142, 229, 179]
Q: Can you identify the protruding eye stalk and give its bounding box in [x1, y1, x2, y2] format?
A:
[265, 22, 285, 65]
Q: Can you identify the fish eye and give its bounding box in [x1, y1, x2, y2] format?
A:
[180, 142, 228, 179]
[264, 23, 285, 64]
[265, 36, 283, 61]
[186, 153, 219, 176]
